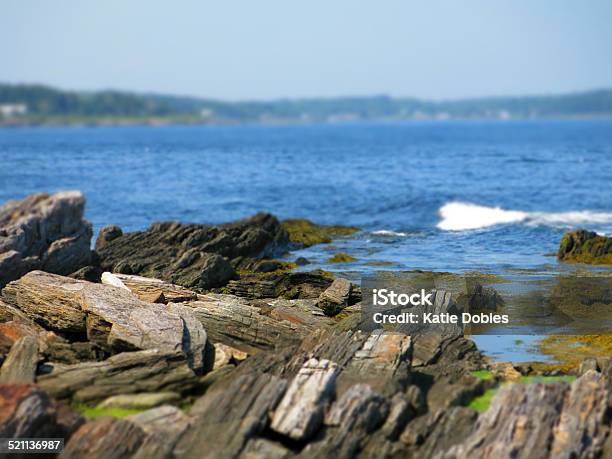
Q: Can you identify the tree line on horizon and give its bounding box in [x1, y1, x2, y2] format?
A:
[1, 83, 611, 124]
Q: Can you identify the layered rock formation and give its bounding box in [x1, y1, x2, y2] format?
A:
[0, 191, 92, 287]
[0, 192, 610, 458]
[95, 213, 288, 290]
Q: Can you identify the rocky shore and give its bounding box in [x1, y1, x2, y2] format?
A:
[0, 192, 611, 459]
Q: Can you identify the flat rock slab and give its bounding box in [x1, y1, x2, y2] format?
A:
[0, 191, 92, 287]
[0, 335, 39, 384]
[183, 294, 312, 353]
[38, 349, 198, 403]
[97, 392, 181, 410]
[1, 271, 207, 372]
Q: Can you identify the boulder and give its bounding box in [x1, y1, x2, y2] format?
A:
[95, 213, 289, 290]
[558, 229, 612, 264]
[1, 271, 207, 372]
[0, 335, 38, 383]
[38, 349, 198, 403]
[0, 191, 92, 287]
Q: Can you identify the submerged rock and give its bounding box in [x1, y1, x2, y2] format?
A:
[558, 229, 612, 264]
[96, 213, 288, 291]
[0, 191, 92, 287]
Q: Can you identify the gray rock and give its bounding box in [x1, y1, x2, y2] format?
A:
[271, 358, 338, 441]
[0, 191, 92, 287]
[0, 335, 38, 383]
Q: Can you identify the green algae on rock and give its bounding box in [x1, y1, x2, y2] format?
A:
[282, 219, 358, 248]
[327, 252, 357, 263]
[558, 229, 612, 264]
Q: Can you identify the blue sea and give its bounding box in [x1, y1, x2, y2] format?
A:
[1, 121, 611, 361]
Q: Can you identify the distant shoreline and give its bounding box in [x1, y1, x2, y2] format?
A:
[2, 83, 612, 127]
[2, 114, 612, 129]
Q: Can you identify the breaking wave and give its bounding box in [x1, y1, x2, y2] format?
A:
[437, 202, 612, 232]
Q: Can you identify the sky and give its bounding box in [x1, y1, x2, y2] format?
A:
[1, 0, 611, 101]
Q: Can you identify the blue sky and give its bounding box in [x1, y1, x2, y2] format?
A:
[1, 0, 611, 100]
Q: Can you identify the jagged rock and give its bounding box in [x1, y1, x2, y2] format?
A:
[127, 406, 192, 459]
[0, 384, 83, 439]
[97, 392, 181, 410]
[558, 229, 612, 264]
[113, 273, 198, 303]
[444, 370, 610, 459]
[38, 349, 198, 403]
[317, 278, 352, 316]
[301, 383, 389, 459]
[62, 417, 148, 459]
[96, 213, 288, 290]
[175, 372, 288, 459]
[2, 271, 207, 372]
[399, 407, 478, 457]
[0, 335, 38, 383]
[95, 224, 123, 250]
[0, 191, 92, 287]
[271, 358, 338, 440]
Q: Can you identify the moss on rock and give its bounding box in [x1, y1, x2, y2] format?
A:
[282, 219, 358, 248]
[327, 252, 357, 263]
[558, 230, 612, 265]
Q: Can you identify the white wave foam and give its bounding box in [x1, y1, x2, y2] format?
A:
[437, 202, 612, 232]
[372, 230, 408, 237]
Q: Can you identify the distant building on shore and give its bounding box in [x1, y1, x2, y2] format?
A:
[0, 103, 27, 117]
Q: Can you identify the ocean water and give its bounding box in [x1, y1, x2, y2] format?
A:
[1, 121, 611, 361]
